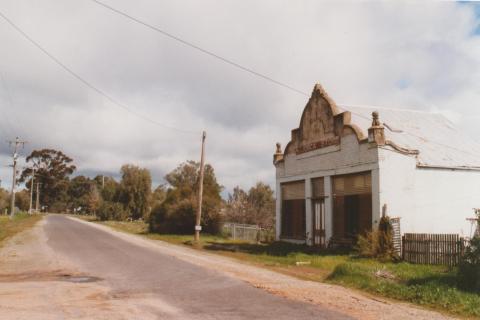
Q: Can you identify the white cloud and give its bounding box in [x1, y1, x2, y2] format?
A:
[0, 0, 479, 193]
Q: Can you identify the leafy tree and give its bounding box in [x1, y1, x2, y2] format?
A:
[225, 182, 275, 228]
[151, 185, 167, 209]
[68, 175, 92, 212]
[87, 183, 101, 214]
[247, 182, 275, 228]
[14, 189, 30, 212]
[20, 149, 76, 210]
[225, 187, 249, 223]
[118, 165, 152, 220]
[0, 188, 10, 214]
[149, 161, 223, 234]
[93, 175, 120, 202]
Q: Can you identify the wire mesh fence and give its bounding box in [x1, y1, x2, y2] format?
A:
[223, 222, 274, 243]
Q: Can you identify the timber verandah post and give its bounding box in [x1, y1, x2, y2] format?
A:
[305, 177, 313, 246]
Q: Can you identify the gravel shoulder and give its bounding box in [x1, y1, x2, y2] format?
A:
[71, 217, 456, 320]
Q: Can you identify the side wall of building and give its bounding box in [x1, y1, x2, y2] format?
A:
[412, 168, 480, 237]
[378, 148, 480, 237]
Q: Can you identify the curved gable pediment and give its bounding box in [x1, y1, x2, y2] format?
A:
[284, 84, 366, 155]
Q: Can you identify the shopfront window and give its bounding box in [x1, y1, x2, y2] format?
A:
[281, 181, 306, 239]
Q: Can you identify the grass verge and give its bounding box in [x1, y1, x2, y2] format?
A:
[81, 218, 479, 318]
[0, 213, 42, 247]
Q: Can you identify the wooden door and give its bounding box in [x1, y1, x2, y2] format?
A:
[312, 199, 326, 247]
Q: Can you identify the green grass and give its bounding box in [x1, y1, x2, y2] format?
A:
[84, 218, 480, 318]
[0, 213, 42, 246]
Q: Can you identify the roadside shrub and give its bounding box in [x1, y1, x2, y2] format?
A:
[356, 215, 397, 261]
[149, 195, 223, 235]
[148, 160, 224, 235]
[458, 236, 480, 292]
[96, 201, 128, 221]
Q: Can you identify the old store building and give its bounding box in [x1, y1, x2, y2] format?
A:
[273, 84, 480, 247]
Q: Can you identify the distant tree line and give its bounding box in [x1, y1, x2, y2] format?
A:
[0, 148, 275, 236]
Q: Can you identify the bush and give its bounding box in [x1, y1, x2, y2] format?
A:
[96, 201, 128, 221]
[458, 236, 480, 292]
[356, 215, 397, 261]
[149, 196, 223, 235]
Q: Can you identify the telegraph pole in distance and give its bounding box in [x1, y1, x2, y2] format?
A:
[194, 131, 206, 243]
[28, 167, 36, 214]
[35, 182, 42, 213]
[7, 137, 27, 218]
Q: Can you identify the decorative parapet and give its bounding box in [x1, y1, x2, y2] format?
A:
[282, 84, 366, 158]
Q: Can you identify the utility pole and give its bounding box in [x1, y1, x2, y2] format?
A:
[28, 167, 36, 214]
[194, 131, 206, 243]
[102, 175, 105, 189]
[7, 137, 27, 218]
[35, 182, 41, 213]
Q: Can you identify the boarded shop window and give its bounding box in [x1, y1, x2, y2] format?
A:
[333, 173, 371, 196]
[332, 172, 372, 240]
[281, 181, 306, 239]
[312, 177, 325, 199]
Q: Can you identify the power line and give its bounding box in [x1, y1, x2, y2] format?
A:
[0, 10, 198, 135]
[85, 1, 480, 159]
[89, 0, 308, 97]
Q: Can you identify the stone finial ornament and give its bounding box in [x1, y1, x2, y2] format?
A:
[368, 111, 385, 145]
[276, 142, 282, 154]
[273, 142, 284, 164]
[372, 111, 381, 127]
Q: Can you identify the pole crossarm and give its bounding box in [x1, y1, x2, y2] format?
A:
[7, 137, 27, 218]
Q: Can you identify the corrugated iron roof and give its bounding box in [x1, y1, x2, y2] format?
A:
[338, 105, 480, 169]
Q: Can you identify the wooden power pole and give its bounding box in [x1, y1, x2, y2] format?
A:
[35, 182, 41, 213]
[28, 167, 36, 214]
[7, 137, 27, 218]
[194, 131, 206, 243]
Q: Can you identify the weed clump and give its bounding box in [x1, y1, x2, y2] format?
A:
[356, 215, 397, 261]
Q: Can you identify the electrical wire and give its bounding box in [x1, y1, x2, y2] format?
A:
[88, 1, 480, 159]
[0, 10, 199, 135]
[1, 3, 478, 157]
[89, 0, 308, 97]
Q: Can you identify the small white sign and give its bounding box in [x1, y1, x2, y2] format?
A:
[195, 225, 202, 231]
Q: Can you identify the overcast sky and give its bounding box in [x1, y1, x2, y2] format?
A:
[0, 0, 479, 194]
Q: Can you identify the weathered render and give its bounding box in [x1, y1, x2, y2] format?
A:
[274, 84, 480, 246]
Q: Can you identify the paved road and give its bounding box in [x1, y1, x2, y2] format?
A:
[44, 215, 351, 320]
